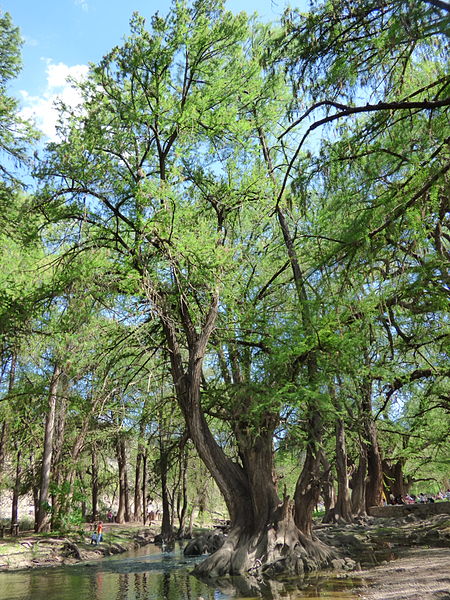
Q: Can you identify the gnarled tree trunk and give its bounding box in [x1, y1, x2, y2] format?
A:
[154, 265, 333, 576]
[293, 410, 323, 537]
[361, 379, 383, 510]
[350, 440, 367, 516]
[325, 417, 352, 523]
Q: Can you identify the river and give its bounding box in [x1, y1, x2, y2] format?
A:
[0, 543, 363, 599]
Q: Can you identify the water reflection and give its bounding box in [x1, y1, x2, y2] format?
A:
[0, 543, 362, 600]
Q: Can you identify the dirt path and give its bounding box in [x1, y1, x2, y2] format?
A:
[356, 547, 450, 600]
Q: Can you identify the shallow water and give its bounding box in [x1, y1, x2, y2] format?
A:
[0, 543, 363, 600]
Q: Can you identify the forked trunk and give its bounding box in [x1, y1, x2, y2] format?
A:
[320, 451, 336, 517]
[361, 381, 383, 510]
[325, 417, 352, 523]
[161, 290, 333, 577]
[383, 459, 408, 499]
[294, 412, 323, 536]
[350, 442, 367, 516]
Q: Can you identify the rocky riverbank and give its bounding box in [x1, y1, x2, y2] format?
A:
[0, 514, 449, 600]
[314, 513, 450, 600]
[0, 523, 156, 571]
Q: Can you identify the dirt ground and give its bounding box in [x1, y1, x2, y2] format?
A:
[355, 547, 450, 600]
[0, 522, 156, 570]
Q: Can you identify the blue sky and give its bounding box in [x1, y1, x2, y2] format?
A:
[1, 0, 307, 141]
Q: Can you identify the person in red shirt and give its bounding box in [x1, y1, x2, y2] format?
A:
[97, 521, 103, 543]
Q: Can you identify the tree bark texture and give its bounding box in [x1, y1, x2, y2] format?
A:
[116, 435, 130, 523]
[350, 440, 367, 516]
[361, 380, 383, 510]
[36, 363, 62, 533]
[331, 417, 353, 522]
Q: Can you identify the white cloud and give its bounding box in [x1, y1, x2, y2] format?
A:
[22, 35, 38, 47]
[19, 61, 89, 142]
[74, 0, 89, 12]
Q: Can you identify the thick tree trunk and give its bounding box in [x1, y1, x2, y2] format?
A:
[36, 364, 62, 532]
[193, 433, 333, 578]
[160, 287, 333, 576]
[383, 459, 409, 499]
[325, 418, 352, 523]
[320, 451, 336, 517]
[361, 380, 383, 510]
[294, 411, 323, 537]
[350, 441, 367, 516]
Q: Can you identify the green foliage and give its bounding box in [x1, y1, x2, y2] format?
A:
[0, 11, 39, 182]
[0, 0, 448, 528]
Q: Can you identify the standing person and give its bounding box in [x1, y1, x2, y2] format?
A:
[97, 521, 103, 543]
[90, 522, 98, 545]
[107, 510, 113, 522]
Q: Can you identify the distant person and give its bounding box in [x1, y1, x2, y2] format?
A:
[107, 510, 113, 522]
[97, 521, 103, 543]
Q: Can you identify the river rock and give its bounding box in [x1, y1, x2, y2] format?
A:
[183, 531, 225, 556]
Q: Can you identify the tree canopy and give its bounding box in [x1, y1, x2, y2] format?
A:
[0, 0, 448, 580]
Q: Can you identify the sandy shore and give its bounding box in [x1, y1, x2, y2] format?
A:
[355, 547, 450, 600]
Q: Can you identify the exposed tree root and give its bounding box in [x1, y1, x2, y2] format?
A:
[192, 522, 336, 579]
